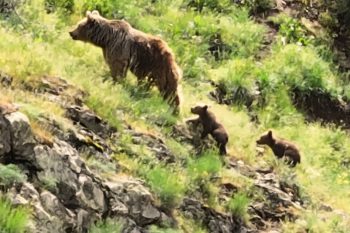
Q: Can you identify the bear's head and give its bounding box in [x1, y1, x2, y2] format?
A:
[256, 130, 274, 145]
[191, 105, 208, 116]
[69, 10, 101, 42]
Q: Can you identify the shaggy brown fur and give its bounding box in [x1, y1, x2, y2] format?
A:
[69, 10, 182, 111]
[256, 130, 301, 167]
[190, 105, 229, 155]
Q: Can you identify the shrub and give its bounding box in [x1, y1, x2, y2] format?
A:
[44, 0, 75, 14]
[0, 197, 30, 233]
[188, 149, 222, 183]
[243, 0, 275, 14]
[145, 166, 187, 208]
[185, 0, 232, 13]
[227, 192, 250, 220]
[40, 175, 58, 193]
[0, 164, 27, 189]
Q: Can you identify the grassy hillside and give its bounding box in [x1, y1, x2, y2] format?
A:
[1, 0, 350, 232]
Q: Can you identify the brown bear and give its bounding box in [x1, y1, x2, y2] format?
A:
[256, 130, 301, 167]
[190, 105, 229, 155]
[69, 10, 182, 112]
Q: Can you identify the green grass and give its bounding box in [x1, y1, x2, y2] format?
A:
[0, 198, 30, 233]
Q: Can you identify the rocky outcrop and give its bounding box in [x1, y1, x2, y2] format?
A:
[180, 198, 243, 233]
[0, 0, 20, 15]
[0, 104, 166, 233]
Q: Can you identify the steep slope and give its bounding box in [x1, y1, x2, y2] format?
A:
[1, 0, 350, 232]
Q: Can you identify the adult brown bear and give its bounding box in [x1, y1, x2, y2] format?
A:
[69, 10, 182, 112]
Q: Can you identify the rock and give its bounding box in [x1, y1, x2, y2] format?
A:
[107, 178, 161, 226]
[0, 113, 11, 157]
[0, 0, 19, 15]
[7, 182, 73, 233]
[0, 108, 169, 232]
[0, 71, 13, 87]
[76, 174, 107, 212]
[4, 111, 37, 165]
[122, 129, 176, 163]
[66, 105, 114, 138]
[35, 143, 80, 207]
[180, 198, 241, 233]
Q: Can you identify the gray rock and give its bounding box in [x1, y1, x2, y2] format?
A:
[0, 114, 11, 157]
[5, 111, 36, 161]
[76, 174, 107, 212]
[0, 71, 13, 87]
[107, 179, 161, 226]
[180, 198, 241, 233]
[66, 105, 113, 138]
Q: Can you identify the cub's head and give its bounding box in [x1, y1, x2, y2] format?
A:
[256, 130, 274, 145]
[191, 105, 208, 116]
[69, 10, 101, 42]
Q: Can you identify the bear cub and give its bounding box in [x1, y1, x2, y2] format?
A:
[190, 105, 228, 155]
[256, 130, 301, 167]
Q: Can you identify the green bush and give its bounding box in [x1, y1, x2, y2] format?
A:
[40, 175, 58, 193]
[264, 44, 336, 91]
[244, 0, 275, 14]
[44, 0, 74, 14]
[90, 218, 123, 233]
[227, 192, 250, 220]
[0, 198, 30, 233]
[185, 0, 232, 13]
[145, 166, 187, 208]
[0, 164, 27, 189]
[188, 150, 222, 182]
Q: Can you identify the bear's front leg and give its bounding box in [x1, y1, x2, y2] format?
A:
[201, 130, 209, 139]
[110, 60, 128, 83]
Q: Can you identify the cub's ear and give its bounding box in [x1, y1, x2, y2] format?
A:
[91, 10, 100, 16]
[203, 105, 208, 111]
[268, 130, 272, 137]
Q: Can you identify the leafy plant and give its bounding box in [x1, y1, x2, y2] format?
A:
[0, 197, 30, 233]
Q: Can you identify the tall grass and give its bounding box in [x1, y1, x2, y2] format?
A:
[0, 198, 30, 233]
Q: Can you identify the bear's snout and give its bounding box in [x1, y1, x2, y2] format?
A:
[69, 31, 77, 40]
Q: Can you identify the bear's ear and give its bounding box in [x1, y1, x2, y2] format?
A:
[203, 105, 208, 111]
[268, 130, 272, 138]
[91, 10, 100, 16]
[86, 11, 95, 22]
